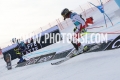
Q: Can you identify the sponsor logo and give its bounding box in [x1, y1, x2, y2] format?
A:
[37, 55, 53, 63]
[26, 58, 37, 65]
[112, 39, 120, 49]
[105, 35, 120, 50]
[25, 52, 55, 65]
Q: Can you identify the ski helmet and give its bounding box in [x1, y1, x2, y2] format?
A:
[61, 8, 69, 17]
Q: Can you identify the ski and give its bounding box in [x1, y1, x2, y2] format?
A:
[51, 48, 79, 65]
[5, 53, 12, 70]
[51, 42, 105, 65]
[51, 57, 70, 65]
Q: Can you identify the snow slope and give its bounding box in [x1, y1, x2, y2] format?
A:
[0, 0, 120, 80]
[0, 49, 120, 80]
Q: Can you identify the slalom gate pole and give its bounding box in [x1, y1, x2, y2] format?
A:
[87, 26, 103, 29]
[104, 13, 114, 26]
[100, 0, 113, 26]
[100, 0, 107, 27]
[89, 2, 107, 27]
[103, 13, 107, 27]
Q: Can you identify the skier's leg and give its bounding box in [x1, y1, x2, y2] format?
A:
[17, 53, 25, 64]
[19, 57, 24, 62]
[79, 24, 87, 33]
[70, 39, 78, 50]
[78, 43, 84, 54]
[70, 44, 84, 57]
[70, 37, 84, 57]
[71, 27, 84, 56]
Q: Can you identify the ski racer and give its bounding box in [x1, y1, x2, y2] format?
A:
[61, 8, 89, 55]
[61, 8, 87, 34]
[14, 42, 26, 64]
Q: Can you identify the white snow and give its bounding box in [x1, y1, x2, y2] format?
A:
[0, 0, 120, 80]
[0, 49, 120, 80]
